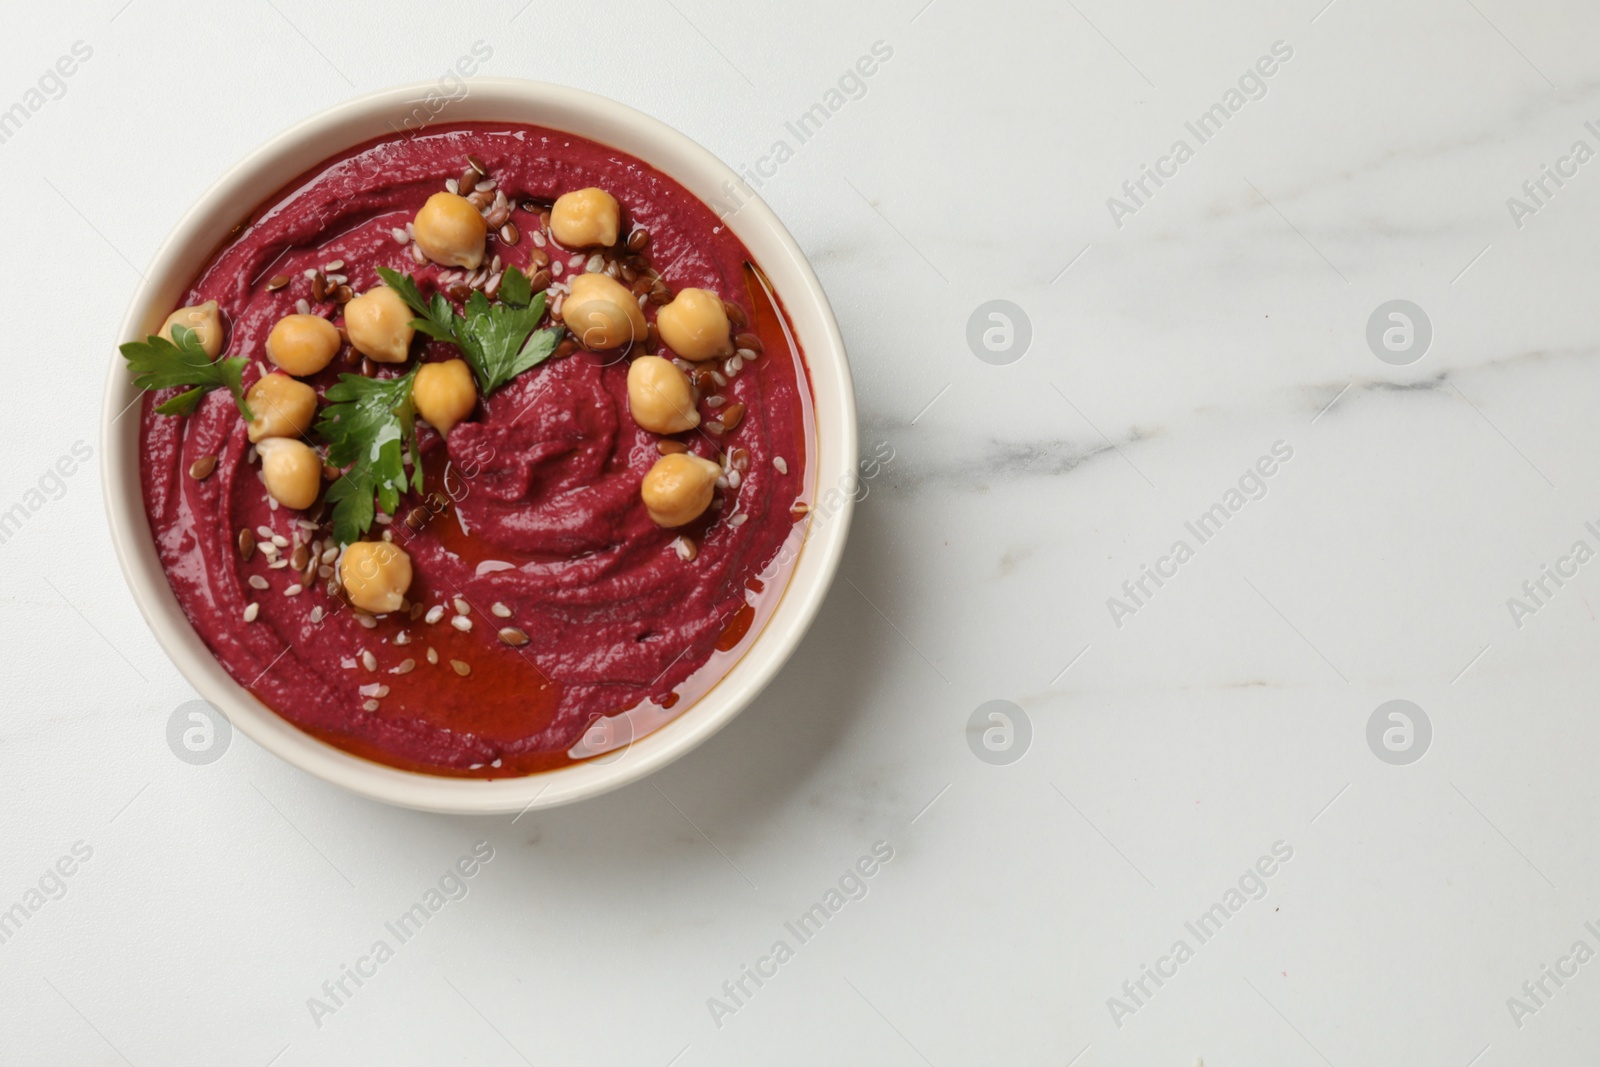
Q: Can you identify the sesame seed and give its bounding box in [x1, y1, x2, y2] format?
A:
[451, 615, 473, 632]
[324, 259, 345, 272]
[362, 699, 380, 712]
[248, 575, 269, 590]
[773, 456, 788, 474]
[729, 513, 748, 527]
[426, 647, 439, 665]
[268, 560, 289, 570]
[361, 651, 377, 671]
[450, 659, 471, 676]
[259, 542, 279, 557]
[727, 470, 742, 489]
[243, 603, 259, 622]
[392, 658, 416, 675]
[311, 606, 323, 623]
[453, 597, 470, 616]
[284, 583, 302, 597]
[271, 535, 288, 547]
[394, 631, 411, 645]
[491, 602, 511, 618]
[256, 525, 274, 540]
[391, 227, 409, 244]
[355, 613, 377, 629]
[321, 546, 338, 564]
[425, 605, 445, 624]
[317, 566, 333, 579]
[295, 298, 311, 315]
[302, 268, 318, 280]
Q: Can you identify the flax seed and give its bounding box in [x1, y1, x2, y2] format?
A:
[266, 274, 290, 292]
[498, 627, 529, 646]
[189, 454, 217, 481]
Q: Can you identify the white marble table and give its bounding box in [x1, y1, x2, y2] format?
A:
[5, 0, 1600, 1062]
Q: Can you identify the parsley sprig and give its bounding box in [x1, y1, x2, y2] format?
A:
[376, 266, 563, 395]
[315, 367, 422, 546]
[121, 324, 253, 420]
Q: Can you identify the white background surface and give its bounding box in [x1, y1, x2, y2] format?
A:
[4, 0, 1600, 1063]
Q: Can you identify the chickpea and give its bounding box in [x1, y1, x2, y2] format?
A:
[266, 314, 341, 377]
[562, 273, 647, 351]
[256, 438, 322, 510]
[550, 187, 621, 248]
[160, 299, 224, 358]
[641, 453, 721, 528]
[344, 287, 415, 364]
[627, 356, 699, 434]
[246, 373, 317, 443]
[413, 359, 477, 436]
[340, 541, 414, 615]
[413, 191, 487, 270]
[655, 288, 733, 361]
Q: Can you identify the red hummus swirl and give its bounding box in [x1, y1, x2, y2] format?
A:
[139, 122, 812, 775]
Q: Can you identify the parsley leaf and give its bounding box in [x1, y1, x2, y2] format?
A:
[375, 266, 564, 395]
[315, 367, 422, 546]
[120, 323, 253, 420]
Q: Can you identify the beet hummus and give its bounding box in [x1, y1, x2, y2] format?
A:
[135, 122, 814, 776]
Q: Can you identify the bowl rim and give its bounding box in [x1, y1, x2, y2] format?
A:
[101, 78, 856, 814]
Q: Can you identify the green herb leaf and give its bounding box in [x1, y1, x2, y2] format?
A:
[499, 266, 533, 309]
[120, 323, 252, 421]
[375, 267, 565, 396]
[315, 367, 421, 545]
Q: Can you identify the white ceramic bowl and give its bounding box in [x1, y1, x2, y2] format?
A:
[102, 79, 855, 814]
